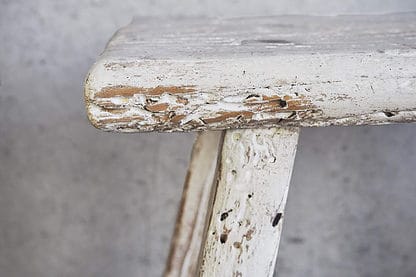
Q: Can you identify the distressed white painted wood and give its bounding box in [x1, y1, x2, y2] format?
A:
[84, 13, 416, 132]
[84, 13, 416, 277]
[164, 131, 224, 277]
[199, 127, 299, 276]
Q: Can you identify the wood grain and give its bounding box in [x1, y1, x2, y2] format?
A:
[85, 13, 416, 132]
[199, 127, 299, 276]
[164, 131, 224, 277]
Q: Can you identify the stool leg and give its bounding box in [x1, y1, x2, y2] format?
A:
[165, 131, 224, 277]
[199, 127, 299, 277]
[165, 127, 299, 277]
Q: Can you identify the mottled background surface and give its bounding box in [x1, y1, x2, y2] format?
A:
[1, 1, 416, 276]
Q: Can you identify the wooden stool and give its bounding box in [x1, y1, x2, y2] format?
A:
[84, 13, 416, 276]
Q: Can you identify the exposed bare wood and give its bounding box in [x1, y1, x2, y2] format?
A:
[84, 12, 416, 277]
[165, 131, 224, 277]
[199, 127, 299, 277]
[85, 13, 416, 132]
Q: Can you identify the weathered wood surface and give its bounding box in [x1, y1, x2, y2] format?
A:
[164, 131, 224, 277]
[85, 13, 416, 132]
[199, 127, 299, 276]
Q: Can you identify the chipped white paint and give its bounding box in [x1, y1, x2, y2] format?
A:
[165, 131, 224, 277]
[85, 13, 416, 132]
[199, 127, 299, 277]
[84, 13, 416, 276]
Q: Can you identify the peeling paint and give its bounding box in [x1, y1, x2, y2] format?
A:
[200, 128, 299, 276]
[85, 53, 416, 132]
[95, 85, 196, 98]
[85, 13, 416, 132]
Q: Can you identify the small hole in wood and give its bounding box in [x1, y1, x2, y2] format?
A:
[272, 213, 282, 227]
[278, 99, 287, 108]
[220, 233, 228, 244]
[220, 212, 229, 221]
[383, 111, 395, 117]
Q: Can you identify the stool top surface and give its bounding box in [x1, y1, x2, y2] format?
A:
[85, 13, 416, 132]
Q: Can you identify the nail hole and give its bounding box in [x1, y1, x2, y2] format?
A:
[272, 213, 282, 227]
[220, 233, 228, 243]
[220, 212, 229, 221]
[278, 99, 287, 108]
[383, 111, 395, 117]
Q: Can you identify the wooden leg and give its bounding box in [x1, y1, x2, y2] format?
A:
[199, 127, 299, 276]
[165, 131, 224, 277]
[166, 127, 299, 277]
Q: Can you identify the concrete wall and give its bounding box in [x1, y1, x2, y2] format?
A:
[1, 1, 416, 276]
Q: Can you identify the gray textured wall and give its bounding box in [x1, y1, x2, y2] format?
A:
[1, 1, 416, 276]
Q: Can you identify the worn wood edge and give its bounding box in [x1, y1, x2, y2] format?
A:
[164, 131, 224, 277]
[85, 51, 416, 132]
[199, 127, 300, 277]
[85, 71, 100, 130]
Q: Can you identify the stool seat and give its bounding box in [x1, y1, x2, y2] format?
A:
[85, 13, 416, 132]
